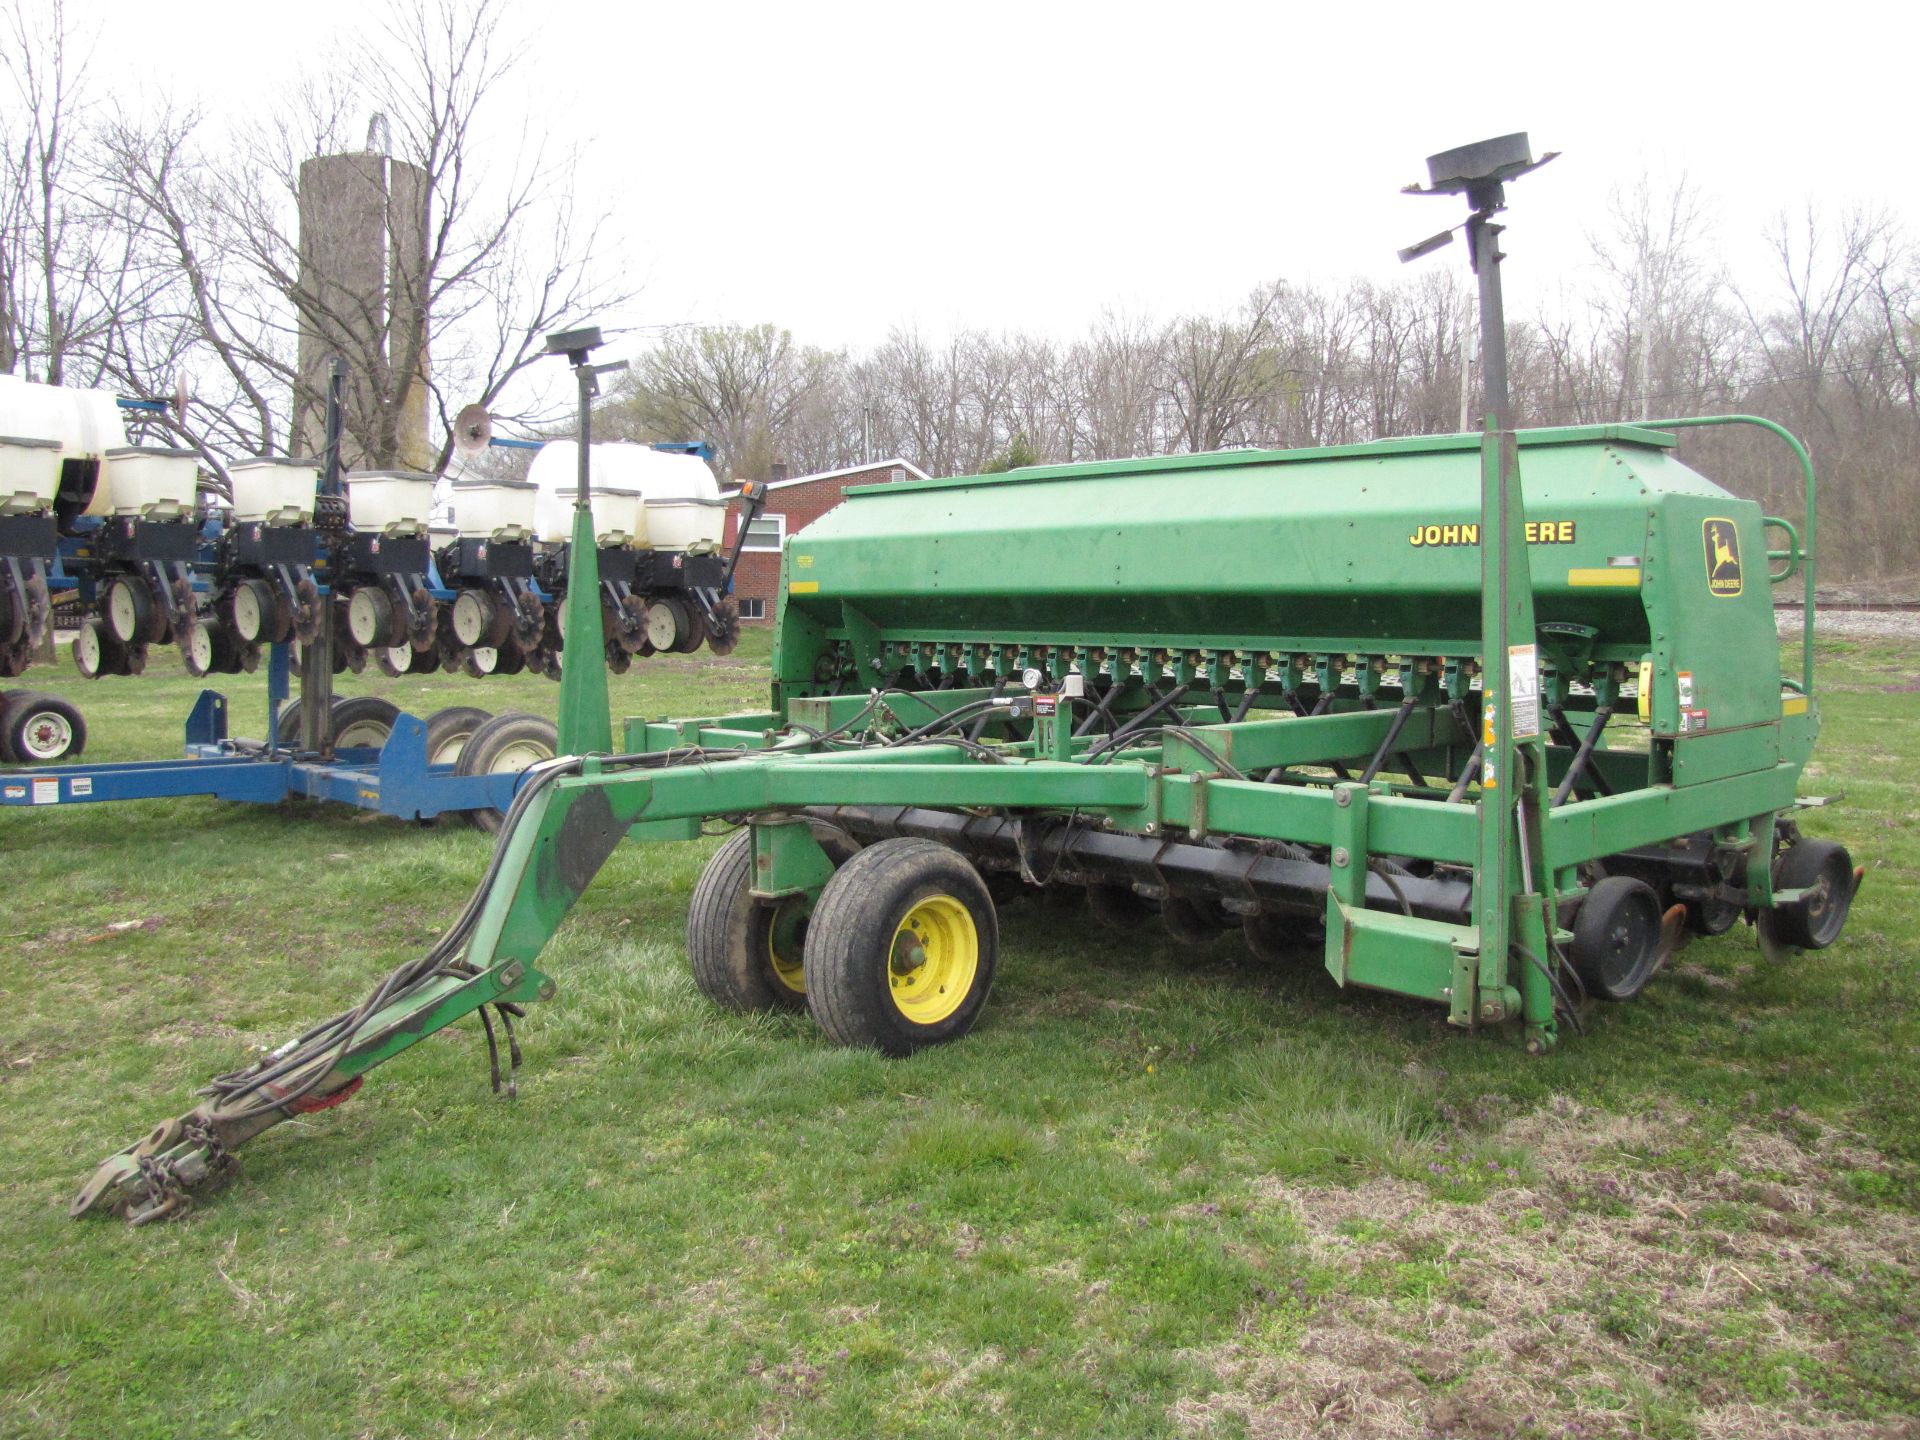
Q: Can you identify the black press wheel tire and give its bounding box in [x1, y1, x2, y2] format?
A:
[457, 711, 559, 834]
[1087, 882, 1157, 932]
[2, 691, 87, 764]
[670, 598, 709, 655]
[686, 830, 812, 1013]
[644, 596, 688, 653]
[1570, 875, 1663, 1001]
[803, 837, 998, 1057]
[1769, 839, 1856, 951]
[346, 586, 399, 648]
[104, 575, 154, 645]
[1162, 892, 1233, 945]
[1684, 895, 1742, 937]
[422, 706, 492, 768]
[1242, 908, 1321, 964]
[72, 618, 125, 680]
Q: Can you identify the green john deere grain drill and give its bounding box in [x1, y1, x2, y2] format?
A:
[76, 135, 1858, 1224]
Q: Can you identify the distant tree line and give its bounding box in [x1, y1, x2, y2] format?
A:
[605, 178, 1920, 583]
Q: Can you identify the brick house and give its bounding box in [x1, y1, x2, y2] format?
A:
[723, 457, 929, 622]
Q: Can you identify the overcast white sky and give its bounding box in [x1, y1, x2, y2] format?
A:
[78, 0, 1920, 361]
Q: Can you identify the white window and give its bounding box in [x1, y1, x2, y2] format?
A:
[738, 596, 767, 620]
[742, 514, 786, 552]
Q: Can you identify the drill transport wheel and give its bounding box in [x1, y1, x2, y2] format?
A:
[686, 830, 812, 1013]
[802, 837, 997, 1056]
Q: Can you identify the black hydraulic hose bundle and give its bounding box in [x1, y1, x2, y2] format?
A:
[199, 738, 823, 1123]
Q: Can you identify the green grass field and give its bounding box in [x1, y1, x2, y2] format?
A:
[1, 634, 1915, 1439]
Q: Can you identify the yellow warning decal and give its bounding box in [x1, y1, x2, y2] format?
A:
[1782, 695, 1808, 716]
[795, 554, 814, 568]
[789, 581, 820, 594]
[1704, 517, 1743, 597]
[1567, 567, 1641, 588]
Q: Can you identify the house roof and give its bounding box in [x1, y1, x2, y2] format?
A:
[751, 457, 929, 493]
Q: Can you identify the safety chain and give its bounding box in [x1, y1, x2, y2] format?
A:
[126, 1121, 236, 1227]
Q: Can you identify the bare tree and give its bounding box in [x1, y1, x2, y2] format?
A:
[1161, 280, 1288, 452]
[96, 0, 631, 471]
[0, 0, 119, 384]
[611, 323, 835, 482]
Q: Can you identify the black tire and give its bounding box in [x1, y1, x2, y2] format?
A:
[224, 578, 277, 644]
[181, 621, 216, 677]
[491, 641, 527, 676]
[72, 619, 112, 680]
[1570, 875, 1662, 1001]
[3, 691, 86, 764]
[644, 596, 688, 653]
[457, 712, 558, 833]
[1684, 896, 1741, 937]
[275, 695, 401, 750]
[451, 589, 504, 649]
[1162, 893, 1232, 945]
[1242, 909, 1320, 964]
[329, 696, 401, 749]
[346, 586, 398, 647]
[1088, 882, 1156, 932]
[983, 870, 1028, 907]
[686, 830, 811, 1013]
[1770, 839, 1855, 950]
[671, 599, 709, 655]
[804, 837, 997, 1056]
[104, 575, 154, 645]
[422, 706, 492, 768]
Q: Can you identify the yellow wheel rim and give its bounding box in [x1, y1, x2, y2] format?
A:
[765, 900, 809, 995]
[888, 894, 978, 1025]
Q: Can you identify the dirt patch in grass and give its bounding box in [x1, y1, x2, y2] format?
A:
[1175, 1098, 1920, 1439]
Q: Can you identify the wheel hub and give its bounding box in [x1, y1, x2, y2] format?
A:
[887, 896, 978, 1024]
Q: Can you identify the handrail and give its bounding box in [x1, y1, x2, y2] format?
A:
[1645, 415, 1816, 697]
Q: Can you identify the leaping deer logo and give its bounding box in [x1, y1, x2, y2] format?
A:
[1703, 519, 1743, 596]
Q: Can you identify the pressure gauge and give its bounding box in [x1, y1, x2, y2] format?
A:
[1021, 666, 1043, 690]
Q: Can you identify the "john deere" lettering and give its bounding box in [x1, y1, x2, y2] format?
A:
[1408, 520, 1576, 547]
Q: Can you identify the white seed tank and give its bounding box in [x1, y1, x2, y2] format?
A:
[346, 470, 437, 537]
[229, 457, 321, 525]
[0, 373, 129, 514]
[448, 478, 539, 541]
[527, 442, 726, 552]
[103, 446, 199, 519]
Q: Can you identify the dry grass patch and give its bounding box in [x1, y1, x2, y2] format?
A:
[1176, 1098, 1920, 1439]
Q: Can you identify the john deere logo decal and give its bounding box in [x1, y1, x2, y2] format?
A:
[1704, 517, 1742, 597]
